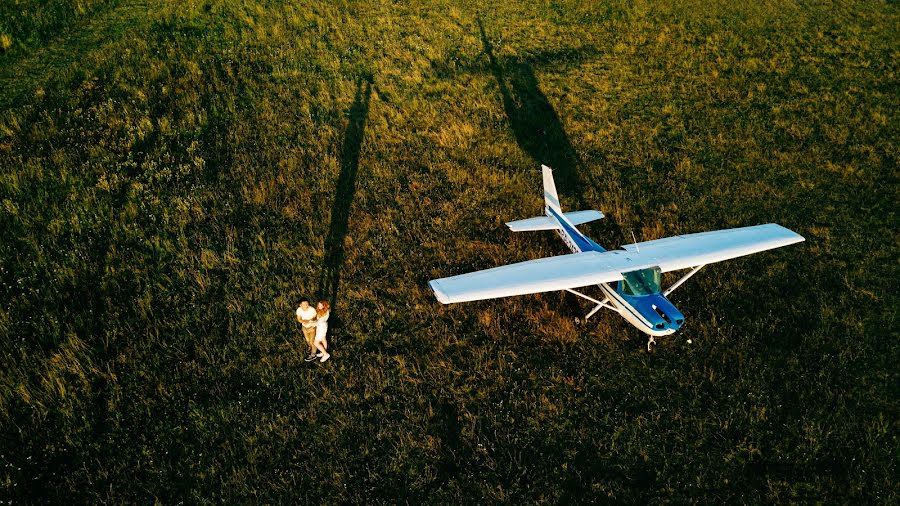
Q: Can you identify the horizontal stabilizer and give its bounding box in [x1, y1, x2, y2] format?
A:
[507, 210, 604, 232]
[563, 210, 605, 226]
[506, 216, 558, 232]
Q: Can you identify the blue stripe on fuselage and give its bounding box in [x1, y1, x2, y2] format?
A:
[547, 207, 606, 252]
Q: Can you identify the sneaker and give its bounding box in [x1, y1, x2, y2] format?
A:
[319, 353, 330, 363]
[304, 354, 318, 362]
[315, 352, 323, 357]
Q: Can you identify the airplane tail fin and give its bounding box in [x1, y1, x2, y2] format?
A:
[542, 164, 561, 213]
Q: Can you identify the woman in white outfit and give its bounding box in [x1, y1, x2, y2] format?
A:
[314, 300, 330, 362]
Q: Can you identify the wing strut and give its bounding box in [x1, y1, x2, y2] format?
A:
[564, 289, 619, 319]
[663, 265, 705, 296]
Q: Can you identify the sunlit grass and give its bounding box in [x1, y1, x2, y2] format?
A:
[0, 0, 897, 502]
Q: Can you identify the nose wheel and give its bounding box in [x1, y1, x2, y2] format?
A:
[646, 336, 656, 352]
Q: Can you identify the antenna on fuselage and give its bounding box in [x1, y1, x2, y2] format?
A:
[631, 230, 640, 253]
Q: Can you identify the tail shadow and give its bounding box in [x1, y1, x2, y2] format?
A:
[479, 18, 596, 316]
[477, 18, 585, 209]
[319, 77, 373, 309]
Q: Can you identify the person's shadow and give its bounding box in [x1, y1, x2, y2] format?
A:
[318, 76, 373, 342]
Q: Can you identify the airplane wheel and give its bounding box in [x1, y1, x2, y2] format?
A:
[646, 337, 656, 353]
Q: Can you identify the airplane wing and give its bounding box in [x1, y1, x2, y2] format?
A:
[430, 252, 626, 304]
[621, 223, 804, 273]
[429, 223, 803, 304]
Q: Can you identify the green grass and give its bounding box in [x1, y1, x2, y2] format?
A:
[1, 0, 897, 502]
[0, 0, 118, 51]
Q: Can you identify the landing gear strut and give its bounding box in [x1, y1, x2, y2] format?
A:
[564, 288, 617, 320]
[646, 337, 656, 352]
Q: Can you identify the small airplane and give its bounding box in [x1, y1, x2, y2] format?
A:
[429, 165, 804, 348]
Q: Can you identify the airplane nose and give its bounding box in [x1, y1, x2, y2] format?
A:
[652, 298, 685, 330]
[651, 304, 670, 324]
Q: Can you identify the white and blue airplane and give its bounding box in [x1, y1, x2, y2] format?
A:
[429, 165, 804, 344]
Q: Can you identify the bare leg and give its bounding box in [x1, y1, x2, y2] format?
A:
[316, 338, 330, 362]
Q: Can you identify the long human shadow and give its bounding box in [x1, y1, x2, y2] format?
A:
[318, 77, 373, 307]
[477, 18, 586, 209]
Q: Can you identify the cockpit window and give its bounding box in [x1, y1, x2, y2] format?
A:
[621, 267, 662, 296]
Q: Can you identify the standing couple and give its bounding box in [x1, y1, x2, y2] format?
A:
[296, 298, 331, 363]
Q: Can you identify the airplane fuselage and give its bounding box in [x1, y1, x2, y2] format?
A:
[548, 206, 685, 337]
[427, 165, 804, 342]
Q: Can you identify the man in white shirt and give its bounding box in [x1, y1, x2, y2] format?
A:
[295, 298, 318, 362]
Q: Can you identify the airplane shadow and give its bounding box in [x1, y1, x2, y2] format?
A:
[477, 18, 585, 209]
[478, 19, 614, 314]
[318, 77, 373, 312]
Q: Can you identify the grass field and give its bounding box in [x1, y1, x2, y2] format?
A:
[1, 0, 897, 502]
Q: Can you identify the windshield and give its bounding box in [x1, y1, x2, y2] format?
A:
[621, 267, 662, 296]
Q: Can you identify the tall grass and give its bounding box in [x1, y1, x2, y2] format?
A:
[0, 0, 897, 501]
[0, 0, 117, 52]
